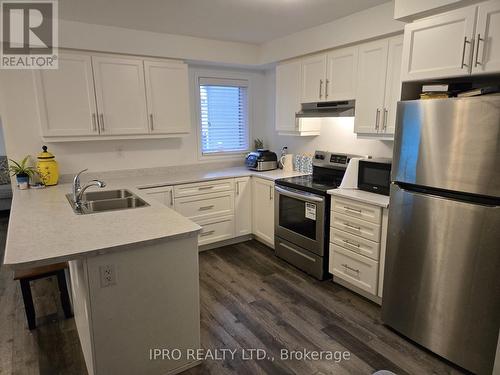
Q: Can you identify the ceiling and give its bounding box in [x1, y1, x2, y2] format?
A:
[59, 0, 390, 44]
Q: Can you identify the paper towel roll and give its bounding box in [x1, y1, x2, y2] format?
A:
[339, 157, 362, 189]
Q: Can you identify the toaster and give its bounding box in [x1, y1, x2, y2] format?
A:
[245, 149, 278, 171]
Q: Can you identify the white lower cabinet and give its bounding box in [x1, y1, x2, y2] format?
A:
[142, 185, 174, 208]
[174, 191, 234, 222]
[252, 177, 275, 248]
[197, 215, 235, 246]
[329, 196, 388, 303]
[234, 177, 252, 236]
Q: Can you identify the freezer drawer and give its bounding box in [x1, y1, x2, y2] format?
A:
[382, 184, 500, 375]
[393, 97, 500, 197]
[275, 236, 326, 280]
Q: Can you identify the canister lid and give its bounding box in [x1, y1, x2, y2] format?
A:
[37, 145, 55, 159]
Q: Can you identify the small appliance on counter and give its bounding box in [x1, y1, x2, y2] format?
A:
[357, 158, 392, 196]
[245, 149, 278, 171]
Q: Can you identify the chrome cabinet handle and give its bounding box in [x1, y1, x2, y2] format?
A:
[198, 186, 214, 190]
[325, 79, 329, 99]
[461, 36, 471, 69]
[169, 190, 173, 207]
[344, 222, 361, 231]
[343, 239, 360, 248]
[375, 108, 381, 130]
[99, 114, 105, 132]
[236, 181, 239, 195]
[319, 79, 323, 99]
[200, 230, 215, 237]
[149, 114, 154, 131]
[344, 206, 361, 213]
[92, 114, 97, 132]
[383, 108, 388, 131]
[269, 186, 272, 200]
[342, 264, 360, 273]
[199, 205, 214, 211]
[475, 33, 483, 67]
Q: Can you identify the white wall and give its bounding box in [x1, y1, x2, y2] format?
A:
[0, 124, 5, 155]
[0, 65, 267, 175]
[262, 70, 394, 160]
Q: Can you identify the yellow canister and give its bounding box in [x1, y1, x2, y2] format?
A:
[36, 145, 59, 186]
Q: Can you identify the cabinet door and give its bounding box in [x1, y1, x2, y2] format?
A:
[326, 46, 358, 101]
[144, 186, 174, 208]
[382, 35, 404, 135]
[234, 177, 252, 236]
[35, 53, 98, 137]
[401, 6, 477, 81]
[144, 60, 190, 134]
[275, 60, 301, 132]
[300, 54, 327, 103]
[92, 56, 149, 135]
[473, 0, 500, 74]
[252, 178, 275, 247]
[354, 39, 388, 134]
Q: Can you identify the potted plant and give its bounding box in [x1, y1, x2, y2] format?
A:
[9, 156, 37, 190]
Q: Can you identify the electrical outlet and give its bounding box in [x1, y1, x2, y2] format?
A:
[99, 264, 116, 288]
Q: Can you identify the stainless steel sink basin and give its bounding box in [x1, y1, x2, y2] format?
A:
[66, 191, 149, 215]
[81, 189, 133, 201]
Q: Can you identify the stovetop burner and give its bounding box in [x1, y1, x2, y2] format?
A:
[275, 151, 361, 196]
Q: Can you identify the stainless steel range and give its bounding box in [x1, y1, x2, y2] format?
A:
[274, 151, 360, 280]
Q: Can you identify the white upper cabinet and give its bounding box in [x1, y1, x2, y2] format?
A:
[401, 5, 479, 81]
[326, 46, 358, 101]
[144, 60, 190, 134]
[383, 36, 404, 135]
[473, 0, 500, 74]
[35, 53, 98, 137]
[301, 54, 327, 103]
[92, 56, 149, 135]
[354, 39, 389, 134]
[275, 60, 301, 132]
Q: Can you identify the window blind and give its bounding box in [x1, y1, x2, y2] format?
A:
[199, 78, 249, 155]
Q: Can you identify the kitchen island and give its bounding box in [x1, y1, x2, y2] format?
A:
[3, 165, 305, 375]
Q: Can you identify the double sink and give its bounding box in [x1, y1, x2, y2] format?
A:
[66, 189, 149, 215]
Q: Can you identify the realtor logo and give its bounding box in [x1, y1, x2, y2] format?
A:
[1, 0, 58, 69]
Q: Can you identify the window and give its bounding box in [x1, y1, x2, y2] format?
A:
[198, 77, 249, 155]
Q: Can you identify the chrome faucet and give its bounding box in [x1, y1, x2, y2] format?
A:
[72, 169, 106, 208]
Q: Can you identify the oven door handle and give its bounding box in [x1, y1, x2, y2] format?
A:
[275, 186, 324, 203]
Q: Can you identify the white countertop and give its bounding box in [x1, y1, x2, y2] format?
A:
[328, 188, 390, 208]
[4, 167, 305, 269]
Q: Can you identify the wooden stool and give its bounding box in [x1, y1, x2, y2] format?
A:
[14, 262, 73, 330]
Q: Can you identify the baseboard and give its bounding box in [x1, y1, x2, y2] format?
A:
[333, 277, 382, 305]
[198, 234, 253, 252]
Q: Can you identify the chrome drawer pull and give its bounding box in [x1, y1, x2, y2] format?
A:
[198, 186, 214, 190]
[461, 36, 471, 68]
[343, 239, 360, 248]
[344, 223, 361, 231]
[200, 230, 215, 237]
[199, 205, 215, 211]
[342, 264, 360, 273]
[344, 206, 361, 213]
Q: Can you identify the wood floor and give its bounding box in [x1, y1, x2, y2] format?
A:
[0, 213, 467, 375]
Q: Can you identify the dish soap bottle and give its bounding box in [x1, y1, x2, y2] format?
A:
[36, 145, 59, 186]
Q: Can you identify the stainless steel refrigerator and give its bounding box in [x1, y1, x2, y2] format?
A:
[382, 96, 500, 375]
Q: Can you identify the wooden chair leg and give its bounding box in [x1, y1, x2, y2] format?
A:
[57, 270, 73, 319]
[19, 279, 36, 330]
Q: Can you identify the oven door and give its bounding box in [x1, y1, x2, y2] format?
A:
[274, 186, 325, 256]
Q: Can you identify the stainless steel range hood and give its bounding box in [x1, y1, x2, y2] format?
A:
[296, 100, 355, 118]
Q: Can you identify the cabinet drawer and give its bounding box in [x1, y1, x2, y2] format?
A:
[198, 216, 234, 246]
[174, 179, 233, 198]
[330, 227, 380, 261]
[174, 191, 233, 221]
[329, 244, 378, 295]
[331, 212, 381, 242]
[332, 197, 381, 224]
